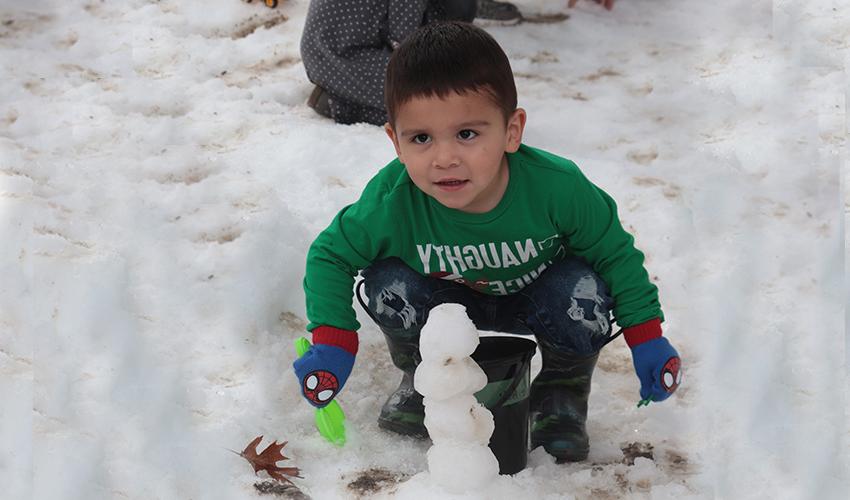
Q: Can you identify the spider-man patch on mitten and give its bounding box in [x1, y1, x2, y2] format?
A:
[659, 356, 682, 393]
[293, 328, 358, 408]
[302, 369, 340, 405]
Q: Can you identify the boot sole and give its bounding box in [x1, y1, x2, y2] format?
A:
[531, 440, 589, 462]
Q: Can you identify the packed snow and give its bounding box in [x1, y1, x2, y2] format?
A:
[3, 0, 848, 499]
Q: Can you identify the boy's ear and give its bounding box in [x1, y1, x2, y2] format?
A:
[504, 108, 527, 153]
[384, 122, 403, 161]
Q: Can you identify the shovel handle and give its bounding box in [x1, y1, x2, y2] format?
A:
[637, 395, 653, 407]
[295, 337, 311, 357]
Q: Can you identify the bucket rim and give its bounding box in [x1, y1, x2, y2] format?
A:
[472, 336, 537, 365]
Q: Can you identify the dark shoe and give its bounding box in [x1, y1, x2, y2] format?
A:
[530, 348, 599, 462]
[476, 0, 522, 24]
[378, 370, 428, 438]
[377, 335, 428, 438]
[307, 85, 331, 119]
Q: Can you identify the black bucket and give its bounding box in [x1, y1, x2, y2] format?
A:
[470, 336, 537, 475]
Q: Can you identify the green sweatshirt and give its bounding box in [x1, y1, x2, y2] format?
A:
[304, 144, 662, 332]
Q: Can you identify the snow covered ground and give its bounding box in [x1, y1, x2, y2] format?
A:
[2, 0, 848, 498]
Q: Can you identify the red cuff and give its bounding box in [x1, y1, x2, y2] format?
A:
[312, 326, 359, 355]
[623, 318, 662, 348]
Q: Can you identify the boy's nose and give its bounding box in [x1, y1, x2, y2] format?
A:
[432, 142, 460, 169]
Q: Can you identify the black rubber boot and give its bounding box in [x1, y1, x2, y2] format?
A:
[377, 333, 428, 439]
[530, 347, 599, 462]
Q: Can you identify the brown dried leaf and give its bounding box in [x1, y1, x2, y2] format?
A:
[239, 435, 302, 485]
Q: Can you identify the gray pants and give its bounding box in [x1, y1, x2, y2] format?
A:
[300, 0, 477, 125]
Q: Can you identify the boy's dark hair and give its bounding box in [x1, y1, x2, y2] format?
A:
[385, 21, 517, 126]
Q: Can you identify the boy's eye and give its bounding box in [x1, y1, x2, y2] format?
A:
[458, 129, 478, 140]
[412, 134, 431, 144]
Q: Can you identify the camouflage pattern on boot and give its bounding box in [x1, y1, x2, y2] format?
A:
[530, 349, 599, 462]
[377, 335, 428, 439]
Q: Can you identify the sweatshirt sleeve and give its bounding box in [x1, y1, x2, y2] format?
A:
[556, 166, 663, 327]
[304, 203, 378, 332]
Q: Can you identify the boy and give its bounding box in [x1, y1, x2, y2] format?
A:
[294, 21, 681, 463]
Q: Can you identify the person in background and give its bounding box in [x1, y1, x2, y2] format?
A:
[301, 0, 476, 126]
[294, 21, 681, 463]
[301, 1, 618, 125]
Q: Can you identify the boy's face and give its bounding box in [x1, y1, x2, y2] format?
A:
[385, 90, 526, 214]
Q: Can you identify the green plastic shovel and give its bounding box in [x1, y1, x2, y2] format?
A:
[295, 337, 346, 446]
[637, 395, 654, 407]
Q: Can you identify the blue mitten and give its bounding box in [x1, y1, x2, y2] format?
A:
[293, 343, 355, 408]
[630, 337, 682, 403]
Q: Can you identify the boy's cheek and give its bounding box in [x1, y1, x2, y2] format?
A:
[395, 144, 412, 165]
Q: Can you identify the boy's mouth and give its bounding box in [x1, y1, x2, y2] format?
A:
[434, 178, 469, 191]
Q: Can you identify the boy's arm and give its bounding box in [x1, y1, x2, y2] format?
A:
[304, 205, 376, 332]
[558, 167, 681, 403]
[558, 168, 662, 328]
[296, 204, 377, 408]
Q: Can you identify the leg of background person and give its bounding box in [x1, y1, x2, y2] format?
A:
[327, 95, 387, 126]
[300, 1, 394, 124]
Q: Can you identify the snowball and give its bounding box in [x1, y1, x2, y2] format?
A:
[419, 303, 480, 362]
[414, 356, 487, 400]
[424, 395, 494, 445]
[427, 442, 500, 493]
